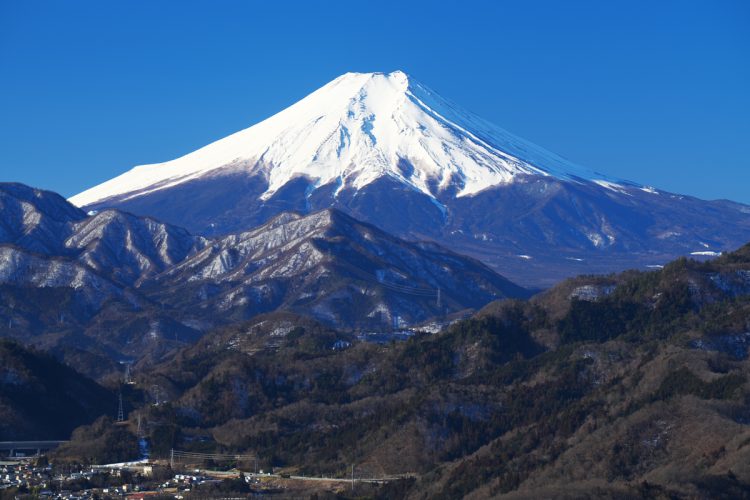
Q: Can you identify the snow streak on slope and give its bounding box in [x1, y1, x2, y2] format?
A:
[70, 71, 617, 208]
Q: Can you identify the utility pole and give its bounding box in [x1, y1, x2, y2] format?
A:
[351, 464, 354, 493]
[437, 286, 442, 310]
[170, 449, 174, 469]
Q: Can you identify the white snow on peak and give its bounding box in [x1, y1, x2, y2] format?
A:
[70, 70, 614, 207]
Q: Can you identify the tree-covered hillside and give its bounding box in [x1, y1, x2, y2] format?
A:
[0, 340, 114, 440]
[80, 243, 750, 498]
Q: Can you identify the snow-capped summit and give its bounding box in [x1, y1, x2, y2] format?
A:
[70, 71, 750, 287]
[70, 70, 609, 208]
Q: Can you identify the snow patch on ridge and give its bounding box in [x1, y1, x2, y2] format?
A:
[593, 180, 631, 196]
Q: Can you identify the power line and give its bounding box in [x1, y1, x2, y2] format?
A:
[342, 263, 440, 297]
[171, 451, 257, 460]
[377, 280, 437, 295]
[376, 282, 436, 296]
[169, 449, 257, 466]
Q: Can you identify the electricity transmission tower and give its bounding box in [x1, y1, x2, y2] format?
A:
[117, 391, 125, 422]
[136, 412, 144, 438]
[151, 385, 162, 406]
[123, 362, 135, 384]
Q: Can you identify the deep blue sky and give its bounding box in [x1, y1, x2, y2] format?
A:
[1, 0, 748, 203]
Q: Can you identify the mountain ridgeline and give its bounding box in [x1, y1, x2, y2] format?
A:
[70, 71, 750, 286]
[0, 182, 527, 375]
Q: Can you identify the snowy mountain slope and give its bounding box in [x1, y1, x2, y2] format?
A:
[70, 71, 607, 209]
[0, 183, 206, 287]
[0, 183, 526, 344]
[0, 243, 202, 378]
[145, 208, 528, 328]
[0, 183, 87, 254]
[0, 246, 121, 308]
[0, 184, 207, 364]
[68, 71, 750, 286]
[0, 186, 211, 374]
[66, 210, 207, 286]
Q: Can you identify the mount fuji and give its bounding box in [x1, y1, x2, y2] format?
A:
[70, 71, 750, 286]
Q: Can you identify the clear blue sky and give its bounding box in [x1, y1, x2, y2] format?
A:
[1, 0, 748, 203]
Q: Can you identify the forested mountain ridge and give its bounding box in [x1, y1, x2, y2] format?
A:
[0, 339, 113, 440]
[103, 242, 750, 498]
[0, 183, 526, 379]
